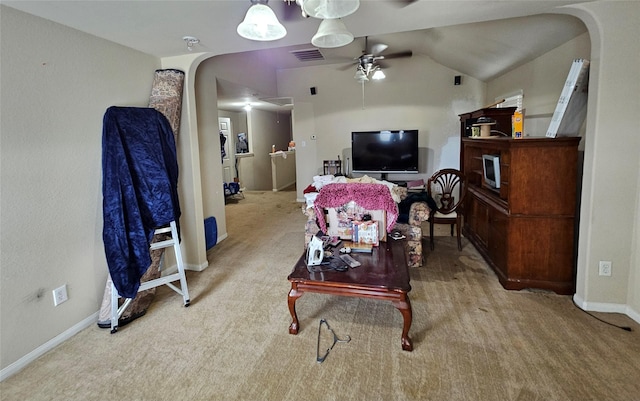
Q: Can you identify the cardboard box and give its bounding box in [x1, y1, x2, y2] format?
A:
[352, 220, 379, 246]
[512, 111, 523, 139]
[326, 201, 386, 242]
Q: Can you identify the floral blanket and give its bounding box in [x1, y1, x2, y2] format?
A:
[313, 183, 398, 233]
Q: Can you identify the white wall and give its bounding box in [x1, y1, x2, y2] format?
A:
[245, 109, 292, 191]
[487, 33, 591, 137]
[158, 53, 218, 273]
[271, 152, 297, 191]
[194, 71, 226, 250]
[278, 54, 485, 199]
[561, 1, 640, 319]
[632, 163, 640, 316]
[291, 102, 318, 201]
[0, 6, 160, 371]
[192, 54, 280, 246]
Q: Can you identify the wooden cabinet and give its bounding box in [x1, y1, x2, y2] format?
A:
[459, 106, 517, 138]
[458, 106, 517, 173]
[460, 136, 581, 294]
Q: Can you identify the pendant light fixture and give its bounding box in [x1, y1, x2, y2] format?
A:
[303, 0, 360, 19]
[354, 67, 369, 83]
[371, 69, 385, 80]
[237, 0, 286, 41]
[311, 18, 354, 48]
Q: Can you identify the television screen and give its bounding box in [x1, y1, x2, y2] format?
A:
[351, 130, 419, 176]
[482, 154, 501, 189]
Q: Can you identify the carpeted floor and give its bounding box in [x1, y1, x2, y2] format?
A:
[1, 188, 639, 401]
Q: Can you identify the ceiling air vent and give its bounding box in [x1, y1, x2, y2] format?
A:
[260, 97, 294, 107]
[290, 48, 325, 62]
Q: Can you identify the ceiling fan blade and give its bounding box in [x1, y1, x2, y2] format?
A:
[337, 62, 358, 71]
[379, 50, 413, 60]
[369, 43, 388, 55]
[377, 60, 389, 70]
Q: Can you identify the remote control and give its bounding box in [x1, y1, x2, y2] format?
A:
[339, 254, 361, 268]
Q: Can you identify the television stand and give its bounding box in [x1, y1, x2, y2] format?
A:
[380, 174, 406, 186]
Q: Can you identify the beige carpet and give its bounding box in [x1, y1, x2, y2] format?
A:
[2, 188, 639, 401]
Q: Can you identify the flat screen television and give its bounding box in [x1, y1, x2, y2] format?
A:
[351, 130, 419, 179]
[482, 154, 501, 189]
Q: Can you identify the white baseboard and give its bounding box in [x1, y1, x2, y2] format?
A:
[162, 260, 209, 274]
[573, 294, 640, 324]
[2, 229, 227, 382]
[174, 233, 229, 273]
[0, 312, 98, 382]
[190, 233, 229, 272]
[272, 180, 296, 192]
[186, 261, 209, 272]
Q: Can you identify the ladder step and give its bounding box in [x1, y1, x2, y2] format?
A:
[110, 220, 189, 333]
[154, 226, 172, 235]
[137, 273, 182, 292]
[149, 239, 175, 250]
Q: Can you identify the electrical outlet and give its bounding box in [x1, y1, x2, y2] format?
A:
[52, 284, 68, 306]
[598, 261, 612, 277]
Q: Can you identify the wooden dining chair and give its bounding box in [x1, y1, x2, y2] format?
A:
[427, 168, 467, 251]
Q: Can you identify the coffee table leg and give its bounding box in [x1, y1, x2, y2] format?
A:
[393, 294, 413, 351]
[288, 284, 303, 334]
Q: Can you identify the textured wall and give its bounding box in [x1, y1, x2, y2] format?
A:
[0, 6, 159, 371]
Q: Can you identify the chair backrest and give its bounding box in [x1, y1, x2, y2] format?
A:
[427, 169, 467, 214]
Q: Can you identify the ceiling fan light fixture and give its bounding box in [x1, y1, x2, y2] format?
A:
[371, 69, 385, 80]
[303, 0, 359, 19]
[311, 18, 354, 48]
[237, 2, 286, 41]
[354, 68, 368, 83]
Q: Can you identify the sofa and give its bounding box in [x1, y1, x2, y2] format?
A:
[303, 178, 432, 267]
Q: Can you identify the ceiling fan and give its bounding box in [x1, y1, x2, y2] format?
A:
[340, 37, 412, 82]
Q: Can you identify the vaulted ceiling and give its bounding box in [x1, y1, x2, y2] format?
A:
[4, 1, 589, 110]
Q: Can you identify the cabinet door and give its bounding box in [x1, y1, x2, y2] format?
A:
[467, 196, 490, 247]
[488, 208, 508, 278]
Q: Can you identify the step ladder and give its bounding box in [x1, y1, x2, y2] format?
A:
[110, 221, 190, 333]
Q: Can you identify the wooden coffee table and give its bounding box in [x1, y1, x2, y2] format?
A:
[287, 239, 413, 351]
